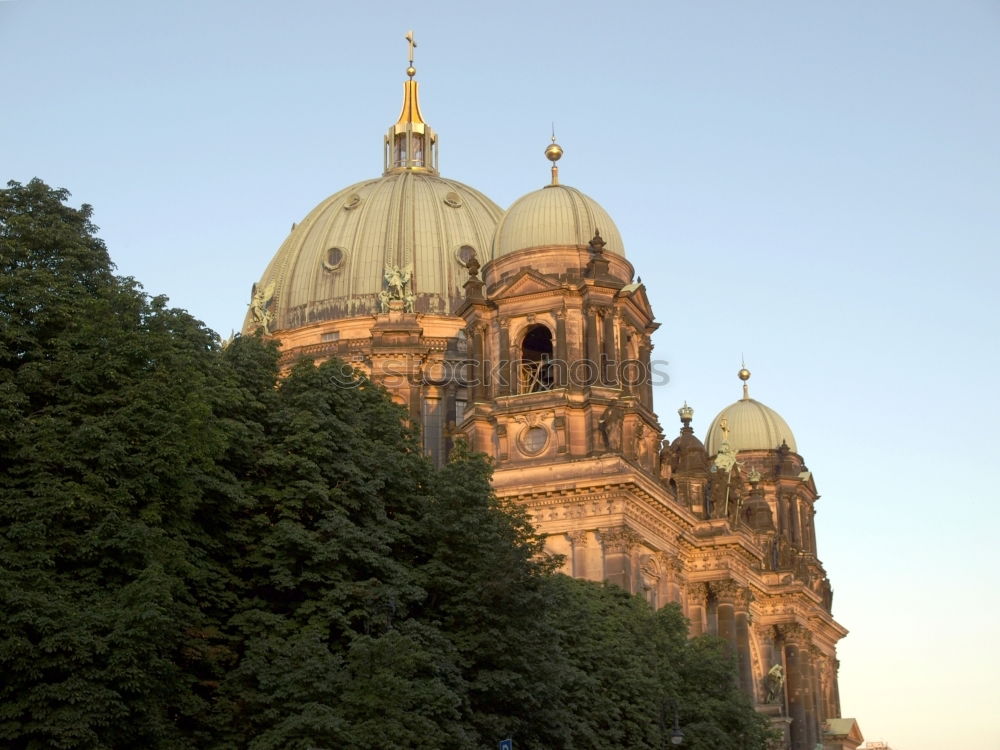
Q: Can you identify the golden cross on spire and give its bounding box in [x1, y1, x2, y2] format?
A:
[405, 30, 417, 77]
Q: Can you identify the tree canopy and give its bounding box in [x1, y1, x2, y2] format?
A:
[1, 179, 771, 749]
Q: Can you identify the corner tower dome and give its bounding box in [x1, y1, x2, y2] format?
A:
[491, 138, 625, 260]
[243, 40, 502, 334]
[705, 368, 798, 455]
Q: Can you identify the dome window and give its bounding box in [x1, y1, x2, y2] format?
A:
[444, 191, 464, 208]
[322, 246, 347, 272]
[343, 194, 361, 210]
[519, 324, 554, 393]
[456, 245, 477, 266]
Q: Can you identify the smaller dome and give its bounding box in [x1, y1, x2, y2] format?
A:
[705, 398, 797, 455]
[492, 184, 624, 259]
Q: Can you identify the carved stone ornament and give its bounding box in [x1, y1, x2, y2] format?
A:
[685, 582, 710, 607]
[598, 526, 641, 554]
[566, 530, 589, 548]
[708, 579, 748, 605]
[657, 551, 685, 576]
[512, 410, 555, 429]
[639, 553, 661, 576]
[775, 621, 811, 647]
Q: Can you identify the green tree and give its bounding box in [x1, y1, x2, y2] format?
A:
[0, 179, 241, 748]
[412, 443, 565, 748]
[214, 356, 471, 749]
[0, 179, 774, 749]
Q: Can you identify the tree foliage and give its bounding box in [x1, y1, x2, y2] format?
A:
[1, 179, 771, 749]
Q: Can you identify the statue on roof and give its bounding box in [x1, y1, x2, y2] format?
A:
[379, 262, 415, 312]
[249, 281, 275, 335]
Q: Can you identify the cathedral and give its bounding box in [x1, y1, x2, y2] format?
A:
[243, 39, 862, 750]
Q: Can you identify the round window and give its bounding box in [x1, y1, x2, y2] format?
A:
[521, 426, 548, 455]
[323, 247, 346, 272]
[456, 245, 477, 267]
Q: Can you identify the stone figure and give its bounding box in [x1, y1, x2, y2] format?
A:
[764, 663, 785, 703]
[249, 281, 275, 335]
[384, 262, 413, 300]
[598, 404, 623, 452]
[378, 289, 391, 313]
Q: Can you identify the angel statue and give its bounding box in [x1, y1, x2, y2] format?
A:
[249, 281, 275, 335]
[383, 262, 413, 301]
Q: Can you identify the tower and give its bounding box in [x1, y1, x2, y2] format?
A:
[242, 38, 860, 750]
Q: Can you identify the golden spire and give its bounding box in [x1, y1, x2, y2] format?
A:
[384, 31, 437, 174]
[738, 362, 751, 400]
[545, 125, 563, 186]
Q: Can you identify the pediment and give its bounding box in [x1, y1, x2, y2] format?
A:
[824, 718, 864, 743]
[491, 269, 563, 300]
[798, 470, 817, 494]
[617, 281, 654, 318]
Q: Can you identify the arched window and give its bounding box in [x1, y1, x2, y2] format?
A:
[518, 324, 553, 393]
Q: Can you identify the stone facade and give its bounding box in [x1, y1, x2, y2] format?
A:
[246, 56, 860, 750]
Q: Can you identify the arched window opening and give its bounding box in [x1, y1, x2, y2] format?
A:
[519, 324, 553, 393]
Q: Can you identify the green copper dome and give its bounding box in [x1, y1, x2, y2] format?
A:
[243, 171, 502, 333]
[705, 397, 798, 455]
[492, 184, 625, 260]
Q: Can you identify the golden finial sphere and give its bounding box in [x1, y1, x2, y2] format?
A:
[545, 142, 563, 162]
[406, 66, 416, 78]
[738, 367, 751, 382]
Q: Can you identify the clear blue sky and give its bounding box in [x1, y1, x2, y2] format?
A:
[3, 1, 998, 747]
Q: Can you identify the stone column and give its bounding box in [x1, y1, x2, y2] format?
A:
[639, 556, 659, 609]
[585, 306, 600, 386]
[685, 582, 709, 637]
[443, 381, 457, 459]
[807, 646, 826, 745]
[602, 308, 617, 386]
[598, 526, 640, 592]
[421, 386, 443, 466]
[470, 325, 487, 402]
[497, 320, 511, 396]
[657, 552, 684, 605]
[805, 506, 817, 554]
[711, 581, 737, 644]
[618, 320, 631, 395]
[752, 624, 776, 707]
[733, 589, 754, 697]
[554, 309, 568, 388]
[566, 531, 590, 580]
[802, 646, 818, 749]
[779, 623, 811, 750]
[638, 341, 653, 408]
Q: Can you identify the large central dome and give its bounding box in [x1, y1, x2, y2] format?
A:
[243, 65, 502, 334]
[246, 172, 501, 331]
